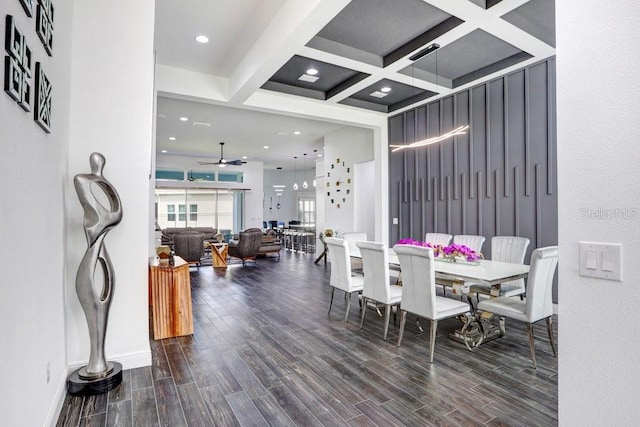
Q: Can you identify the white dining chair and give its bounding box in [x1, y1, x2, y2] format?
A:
[356, 241, 402, 340]
[469, 236, 530, 299]
[453, 234, 486, 253]
[325, 237, 364, 322]
[476, 246, 558, 368]
[342, 231, 367, 272]
[425, 232, 452, 246]
[393, 244, 471, 363]
[342, 232, 367, 257]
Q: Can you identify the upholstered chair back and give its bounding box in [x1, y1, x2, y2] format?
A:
[356, 241, 390, 302]
[491, 236, 530, 291]
[453, 235, 486, 253]
[425, 233, 452, 246]
[325, 237, 355, 292]
[525, 246, 558, 323]
[173, 231, 205, 263]
[393, 245, 437, 319]
[342, 232, 368, 258]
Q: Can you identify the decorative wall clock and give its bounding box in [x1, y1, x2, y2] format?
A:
[325, 157, 351, 209]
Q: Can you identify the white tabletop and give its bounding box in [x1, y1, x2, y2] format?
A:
[353, 248, 529, 285]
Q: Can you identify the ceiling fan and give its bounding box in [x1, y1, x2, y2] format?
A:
[197, 142, 246, 167]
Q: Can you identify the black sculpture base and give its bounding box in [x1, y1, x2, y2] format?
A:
[67, 362, 122, 396]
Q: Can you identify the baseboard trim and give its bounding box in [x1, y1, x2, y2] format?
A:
[69, 349, 152, 372]
[46, 366, 70, 427]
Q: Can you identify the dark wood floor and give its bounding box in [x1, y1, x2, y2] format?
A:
[57, 251, 558, 426]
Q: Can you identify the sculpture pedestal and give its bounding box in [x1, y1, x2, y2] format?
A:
[67, 362, 122, 395]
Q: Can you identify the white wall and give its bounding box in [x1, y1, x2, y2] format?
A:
[0, 1, 73, 424]
[321, 127, 374, 235]
[263, 168, 316, 224]
[65, 0, 155, 377]
[354, 160, 375, 241]
[557, 2, 640, 424]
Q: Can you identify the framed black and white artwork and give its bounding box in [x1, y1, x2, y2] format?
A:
[34, 62, 51, 133]
[36, 0, 53, 56]
[19, 0, 35, 17]
[4, 15, 32, 111]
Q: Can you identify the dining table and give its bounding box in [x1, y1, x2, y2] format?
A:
[349, 247, 530, 349]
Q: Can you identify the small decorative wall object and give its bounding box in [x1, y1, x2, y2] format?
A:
[4, 15, 32, 111]
[19, 0, 35, 17]
[36, 0, 53, 56]
[34, 61, 51, 132]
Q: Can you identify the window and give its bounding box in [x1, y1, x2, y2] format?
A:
[155, 188, 244, 232]
[298, 196, 315, 226]
[156, 169, 184, 181]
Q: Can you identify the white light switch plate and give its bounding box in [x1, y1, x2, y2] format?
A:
[579, 242, 623, 281]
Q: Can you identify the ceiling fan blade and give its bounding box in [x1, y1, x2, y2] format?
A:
[226, 159, 246, 165]
[197, 161, 219, 165]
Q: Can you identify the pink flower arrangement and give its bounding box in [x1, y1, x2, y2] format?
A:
[396, 238, 483, 262]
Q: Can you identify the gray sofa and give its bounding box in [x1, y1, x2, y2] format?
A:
[161, 227, 221, 246]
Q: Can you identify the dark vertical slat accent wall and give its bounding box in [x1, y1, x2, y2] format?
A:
[546, 60, 555, 195]
[524, 68, 531, 196]
[453, 95, 459, 200]
[503, 76, 510, 197]
[388, 58, 558, 301]
[468, 92, 475, 199]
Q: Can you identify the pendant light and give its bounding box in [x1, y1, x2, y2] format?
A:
[293, 156, 299, 191]
[302, 153, 308, 189]
[390, 44, 468, 152]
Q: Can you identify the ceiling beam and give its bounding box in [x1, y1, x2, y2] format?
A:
[227, 0, 351, 105]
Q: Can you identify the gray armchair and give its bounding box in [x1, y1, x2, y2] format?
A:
[173, 231, 205, 267]
[228, 228, 263, 266]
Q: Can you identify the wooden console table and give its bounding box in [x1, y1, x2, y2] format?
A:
[148, 256, 193, 339]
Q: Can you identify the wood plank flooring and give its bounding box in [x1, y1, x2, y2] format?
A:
[57, 251, 558, 426]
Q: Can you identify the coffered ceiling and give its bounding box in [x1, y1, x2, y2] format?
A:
[154, 0, 555, 169]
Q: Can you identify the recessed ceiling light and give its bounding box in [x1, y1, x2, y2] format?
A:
[306, 68, 318, 76]
[381, 86, 392, 93]
[273, 185, 286, 188]
[195, 35, 209, 43]
[179, 117, 188, 121]
[242, 156, 247, 159]
[169, 137, 176, 140]
[317, 154, 323, 157]
[263, 145, 269, 149]
[161, 150, 167, 153]
[294, 131, 301, 135]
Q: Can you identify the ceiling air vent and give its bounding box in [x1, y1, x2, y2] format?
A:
[192, 121, 212, 127]
[298, 74, 319, 83]
[369, 91, 388, 98]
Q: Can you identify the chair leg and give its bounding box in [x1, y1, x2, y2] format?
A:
[328, 287, 335, 316]
[359, 297, 367, 329]
[429, 319, 438, 363]
[397, 310, 408, 346]
[526, 323, 537, 369]
[546, 316, 557, 357]
[344, 292, 352, 323]
[383, 304, 391, 340]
